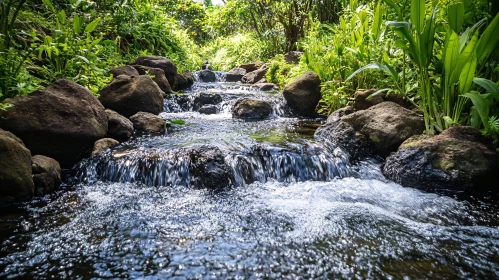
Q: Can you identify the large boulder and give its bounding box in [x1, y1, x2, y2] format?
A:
[354, 89, 412, 111]
[193, 92, 222, 110]
[239, 62, 264, 73]
[31, 155, 61, 196]
[282, 71, 321, 117]
[92, 138, 120, 157]
[353, 89, 384, 111]
[99, 75, 164, 118]
[315, 118, 373, 161]
[135, 56, 177, 86]
[129, 112, 167, 134]
[225, 68, 247, 82]
[182, 71, 195, 87]
[0, 129, 34, 202]
[342, 102, 425, 157]
[133, 65, 172, 94]
[110, 66, 139, 77]
[199, 105, 219, 115]
[232, 98, 273, 120]
[189, 146, 234, 189]
[199, 70, 217, 82]
[173, 73, 190, 91]
[383, 126, 498, 192]
[105, 109, 134, 142]
[0, 79, 108, 167]
[241, 66, 268, 84]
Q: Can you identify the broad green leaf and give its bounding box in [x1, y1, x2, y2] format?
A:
[444, 29, 460, 83]
[57, 10, 66, 25]
[101, 40, 115, 45]
[85, 18, 100, 33]
[372, 1, 383, 41]
[476, 13, 499, 61]
[421, 9, 437, 67]
[470, 106, 482, 129]
[410, 0, 425, 33]
[73, 14, 82, 34]
[459, 52, 477, 95]
[473, 78, 499, 101]
[75, 55, 89, 64]
[170, 120, 185, 125]
[367, 88, 391, 100]
[450, 32, 478, 85]
[463, 91, 490, 130]
[448, 2, 465, 32]
[346, 63, 382, 82]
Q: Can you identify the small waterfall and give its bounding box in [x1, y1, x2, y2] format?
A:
[192, 70, 227, 83]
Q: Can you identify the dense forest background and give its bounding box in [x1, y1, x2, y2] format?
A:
[1, 0, 498, 138]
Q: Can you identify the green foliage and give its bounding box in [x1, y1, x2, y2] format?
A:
[201, 33, 272, 71]
[266, 55, 308, 89]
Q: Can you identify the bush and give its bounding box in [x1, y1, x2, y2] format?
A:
[201, 33, 272, 71]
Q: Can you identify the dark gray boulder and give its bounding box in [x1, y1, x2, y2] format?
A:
[383, 126, 498, 193]
[326, 106, 354, 123]
[133, 65, 172, 94]
[193, 92, 222, 109]
[199, 70, 217, 82]
[241, 66, 268, 84]
[92, 138, 120, 157]
[32, 155, 61, 196]
[173, 73, 190, 91]
[282, 71, 321, 117]
[199, 105, 219, 115]
[130, 112, 167, 134]
[110, 66, 139, 77]
[315, 118, 373, 161]
[354, 89, 413, 111]
[105, 109, 134, 142]
[99, 75, 164, 118]
[0, 79, 108, 167]
[342, 102, 425, 157]
[225, 68, 247, 82]
[0, 129, 34, 202]
[239, 62, 264, 73]
[232, 98, 273, 120]
[135, 56, 177, 86]
[189, 146, 234, 189]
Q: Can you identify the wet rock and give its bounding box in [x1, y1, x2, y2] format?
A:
[99, 75, 164, 118]
[110, 65, 139, 77]
[315, 119, 373, 161]
[354, 89, 384, 111]
[31, 155, 61, 196]
[232, 98, 273, 120]
[285, 51, 304, 64]
[326, 106, 354, 123]
[283, 71, 321, 117]
[135, 56, 177, 86]
[105, 109, 134, 142]
[130, 112, 167, 134]
[241, 66, 268, 84]
[173, 73, 191, 91]
[133, 65, 172, 94]
[92, 138, 120, 157]
[0, 129, 34, 202]
[193, 92, 222, 109]
[182, 71, 195, 87]
[189, 146, 234, 189]
[225, 68, 247, 82]
[252, 83, 278, 92]
[199, 105, 219, 115]
[239, 62, 264, 73]
[256, 78, 268, 84]
[199, 70, 217, 82]
[342, 102, 425, 157]
[383, 126, 499, 192]
[0, 79, 108, 167]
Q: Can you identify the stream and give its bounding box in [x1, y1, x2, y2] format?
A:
[1, 73, 498, 279]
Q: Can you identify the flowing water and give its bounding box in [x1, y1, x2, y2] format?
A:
[1, 73, 498, 279]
